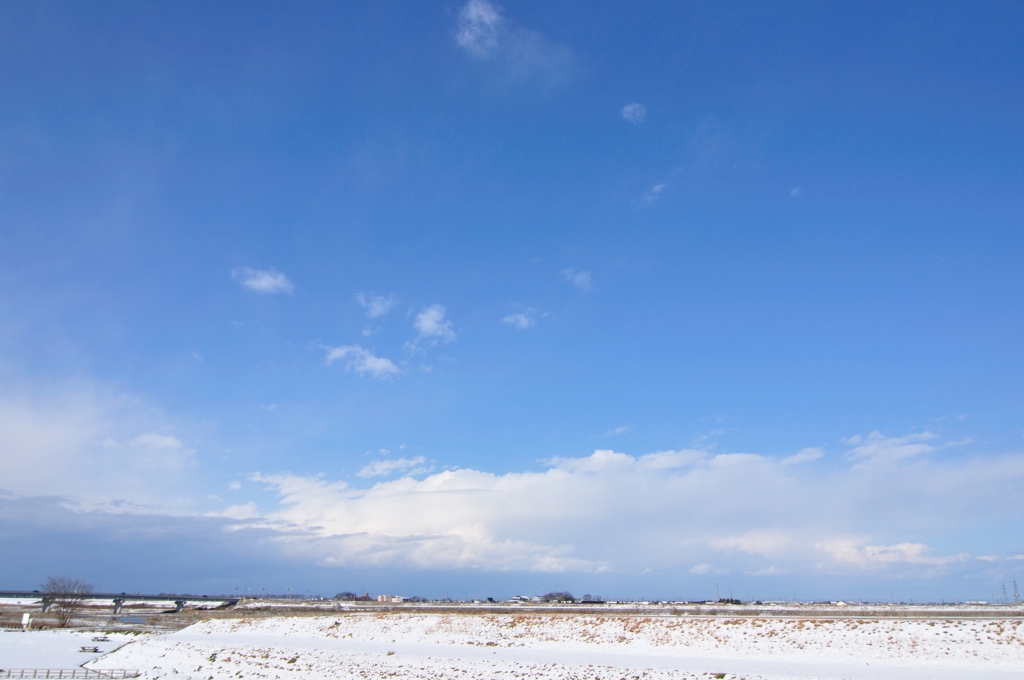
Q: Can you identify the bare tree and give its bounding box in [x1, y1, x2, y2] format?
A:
[42, 575, 93, 627]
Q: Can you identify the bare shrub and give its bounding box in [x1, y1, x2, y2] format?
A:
[42, 575, 93, 627]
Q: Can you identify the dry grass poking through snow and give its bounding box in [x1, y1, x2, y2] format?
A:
[86, 613, 1024, 680]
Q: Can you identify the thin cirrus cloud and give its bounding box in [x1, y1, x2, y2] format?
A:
[228, 431, 1024, 576]
[455, 0, 574, 88]
[356, 292, 397, 318]
[561, 268, 592, 293]
[636, 182, 667, 209]
[324, 345, 400, 379]
[621, 102, 646, 124]
[231, 267, 295, 294]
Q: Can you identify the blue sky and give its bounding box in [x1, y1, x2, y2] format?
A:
[2, 0, 1023, 602]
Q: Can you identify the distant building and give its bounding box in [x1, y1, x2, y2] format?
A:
[377, 594, 405, 603]
[335, 592, 372, 601]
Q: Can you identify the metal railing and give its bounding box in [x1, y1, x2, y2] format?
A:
[0, 671, 139, 679]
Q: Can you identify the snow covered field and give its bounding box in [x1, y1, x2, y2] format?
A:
[0, 629, 134, 668]
[69, 612, 1024, 680]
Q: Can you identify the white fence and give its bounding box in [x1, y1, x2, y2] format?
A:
[0, 671, 139, 679]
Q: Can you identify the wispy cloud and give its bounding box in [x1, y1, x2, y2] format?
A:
[636, 182, 667, 209]
[844, 431, 937, 462]
[502, 310, 536, 329]
[357, 456, 429, 479]
[561, 268, 592, 293]
[454, 0, 574, 88]
[324, 345, 400, 379]
[691, 562, 734, 575]
[128, 433, 184, 450]
[215, 502, 260, 520]
[781, 447, 824, 465]
[621, 102, 646, 124]
[790, 187, 802, 197]
[406, 304, 456, 351]
[231, 267, 294, 294]
[356, 292, 397, 318]
[0, 383, 199, 506]
[604, 426, 631, 436]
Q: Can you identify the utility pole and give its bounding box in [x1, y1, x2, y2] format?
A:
[1014, 580, 1020, 604]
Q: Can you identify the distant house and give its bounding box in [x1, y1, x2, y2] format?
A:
[377, 594, 405, 603]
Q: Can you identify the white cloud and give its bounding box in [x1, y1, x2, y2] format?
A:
[228, 481, 242, 491]
[129, 433, 184, 450]
[324, 345, 400, 379]
[502, 311, 536, 329]
[544, 448, 706, 473]
[456, 0, 503, 58]
[0, 383, 198, 507]
[214, 502, 260, 520]
[405, 305, 456, 352]
[9, 389, 1017, 582]
[790, 187, 802, 197]
[454, 0, 574, 88]
[689, 563, 716, 574]
[561, 268, 592, 293]
[637, 183, 667, 209]
[357, 456, 429, 479]
[356, 292, 397, 319]
[751, 566, 792, 576]
[820, 541, 970, 568]
[231, 267, 294, 294]
[845, 431, 937, 462]
[710, 530, 795, 561]
[781, 447, 824, 465]
[621, 103, 646, 124]
[222, 436, 1024, 576]
[604, 426, 631, 436]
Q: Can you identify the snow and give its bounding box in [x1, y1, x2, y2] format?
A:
[79, 612, 1024, 679]
[0, 629, 134, 669]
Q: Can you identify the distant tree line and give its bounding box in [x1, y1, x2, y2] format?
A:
[540, 591, 575, 603]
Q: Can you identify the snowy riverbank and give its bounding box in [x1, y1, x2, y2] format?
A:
[77, 612, 1024, 680]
